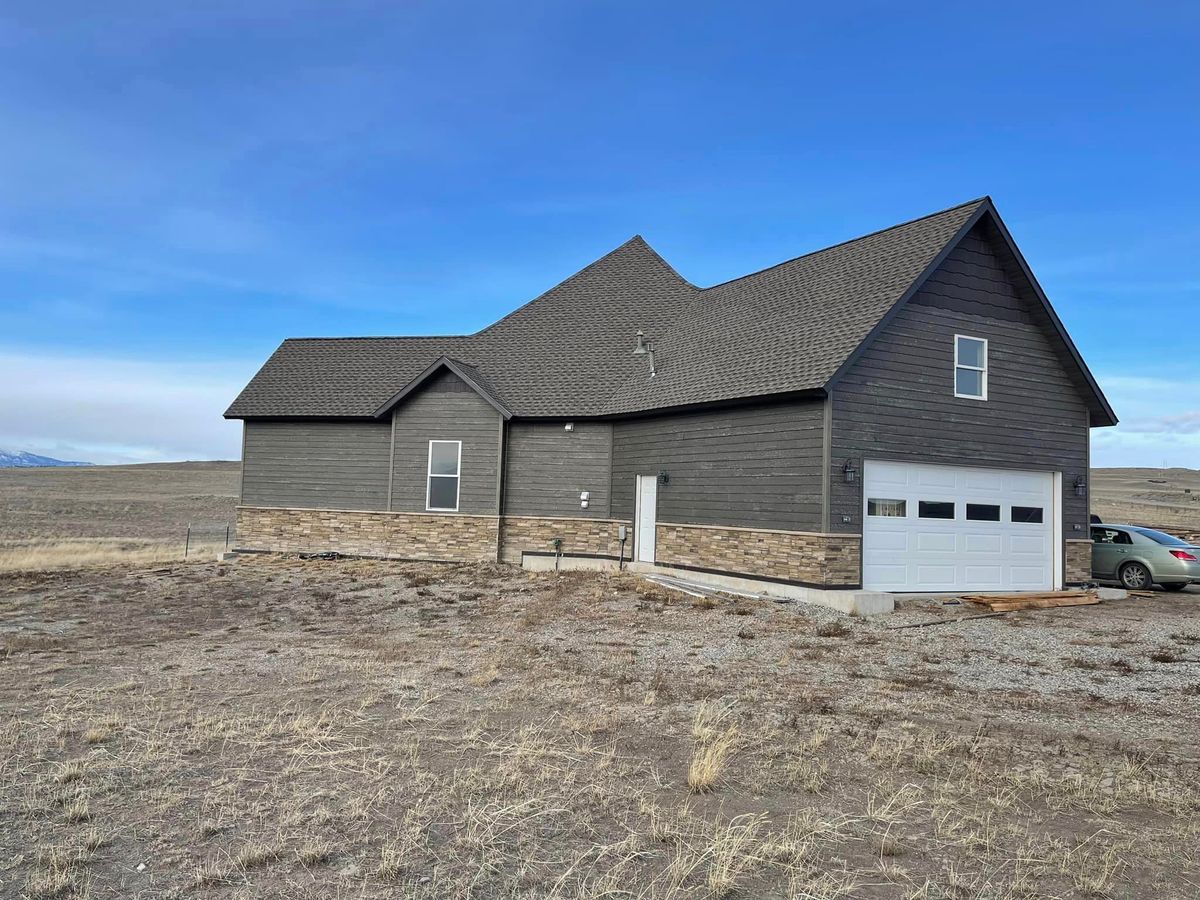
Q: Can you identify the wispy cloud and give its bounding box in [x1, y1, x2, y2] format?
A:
[0, 350, 253, 464]
[1092, 372, 1200, 467]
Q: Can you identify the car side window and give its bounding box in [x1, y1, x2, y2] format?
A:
[1093, 528, 1132, 545]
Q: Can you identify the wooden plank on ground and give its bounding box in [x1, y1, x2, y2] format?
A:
[962, 591, 1089, 604]
[985, 597, 1100, 612]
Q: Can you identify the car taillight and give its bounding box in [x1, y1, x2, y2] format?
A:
[1169, 550, 1198, 561]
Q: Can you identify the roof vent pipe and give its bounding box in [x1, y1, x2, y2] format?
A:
[631, 330, 657, 378]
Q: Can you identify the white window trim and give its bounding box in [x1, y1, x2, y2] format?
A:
[426, 440, 462, 512]
[953, 334, 988, 400]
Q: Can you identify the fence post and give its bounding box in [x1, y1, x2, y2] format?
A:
[225, 525, 230, 550]
[185, 526, 191, 559]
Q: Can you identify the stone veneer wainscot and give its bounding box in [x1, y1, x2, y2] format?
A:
[236, 506, 499, 562]
[1065, 539, 1093, 586]
[497, 516, 630, 566]
[654, 522, 861, 588]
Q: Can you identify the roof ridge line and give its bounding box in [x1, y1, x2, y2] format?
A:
[699, 196, 991, 292]
[471, 234, 672, 337]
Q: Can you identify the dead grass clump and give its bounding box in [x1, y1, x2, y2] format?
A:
[688, 702, 740, 794]
[703, 814, 767, 895]
[468, 662, 501, 687]
[63, 798, 90, 824]
[691, 596, 719, 611]
[1148, 648, 1180, 663]
[296, 840, 334, 867]
[54, 761, 85, 784]
[815, 620, 851, 638]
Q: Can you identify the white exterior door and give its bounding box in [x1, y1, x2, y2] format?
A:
[635, 475, 657, 563]
[862, 460, 1056, 592]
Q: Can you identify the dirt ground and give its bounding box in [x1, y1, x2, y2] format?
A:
[2, 556, 1197, 899]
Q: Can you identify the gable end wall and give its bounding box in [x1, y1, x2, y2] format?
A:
[390, 370, 501, 514]
[829, 225, 1090, 535]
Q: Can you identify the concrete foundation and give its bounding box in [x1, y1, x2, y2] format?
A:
[519, 554, 894, 615]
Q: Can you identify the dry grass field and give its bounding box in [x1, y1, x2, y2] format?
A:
[0, 462, 239, 573]
[1, 556, 1198, 899]
[1090, 468, 1200, 536]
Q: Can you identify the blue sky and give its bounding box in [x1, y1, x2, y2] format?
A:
[1, 1, 1197, 465]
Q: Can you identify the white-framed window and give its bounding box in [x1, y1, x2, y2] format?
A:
[867, 498, 907, 517]
[954, 334, 988, 400]
[426, 440, 462, 512]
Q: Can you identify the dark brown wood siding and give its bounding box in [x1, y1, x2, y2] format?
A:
[611, 399, 825, 531]
[241, 420, 392, 510]
[390, 370, 501, 514]
[830, 225, 1091, 535]
[503, 422, 613, 518]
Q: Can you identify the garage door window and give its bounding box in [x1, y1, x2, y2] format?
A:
[918, 501, 955, 519]
[954, 335, 988, 400]
[868, 499, 907, 517]
[966, 503, 1001, 521]
[1011, 506, 1044, 524]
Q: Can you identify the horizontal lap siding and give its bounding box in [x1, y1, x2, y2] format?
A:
[831, 225, 1090, 533]
[611, 400, 825, 531]
[241, 421, 392, 510]
[503, 422, 613, 518]
[391, 370, 501, 515]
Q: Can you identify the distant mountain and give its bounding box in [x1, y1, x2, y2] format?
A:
[0, 449, 94, 468]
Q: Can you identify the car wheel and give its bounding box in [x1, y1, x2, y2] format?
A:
[1119, 562, 1152, 590]
[1161, 583, 1188, 592]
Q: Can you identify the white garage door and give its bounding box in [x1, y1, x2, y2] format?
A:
[863, 460, 1056, 592]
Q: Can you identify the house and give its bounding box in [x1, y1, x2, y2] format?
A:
[226, 197, 1116, 597]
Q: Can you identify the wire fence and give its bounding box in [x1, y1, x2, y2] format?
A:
[184, 523, 233, 558]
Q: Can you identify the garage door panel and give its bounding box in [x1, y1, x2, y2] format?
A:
[1009, 567, 1049, 587]
[916, 469, 957, 490]
[915, 565, 956, 588]
[867, 530, 908, 552]
[1009, 535, 1048, 556]
[963, 470, 1005, 493]
[865, 564, 908, 587]
[963, 565, 1003, 586]
[964, 534, 1003, 553]
[870, 462, 910, 489]
[916, 532, 957, 552]
[1006, 472, 1047, 493]
[864, 460, 1055, 593]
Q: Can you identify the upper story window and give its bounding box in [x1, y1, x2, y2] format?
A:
[954, 335, 988, 400]
[426, 440, 461, 512]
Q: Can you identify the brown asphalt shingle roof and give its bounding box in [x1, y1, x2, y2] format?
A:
[226, 197, 1111, 423]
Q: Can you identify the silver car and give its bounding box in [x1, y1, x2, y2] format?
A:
[1091, 524, 1200, 591]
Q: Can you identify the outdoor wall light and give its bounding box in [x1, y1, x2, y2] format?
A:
[1074, 475, 1087, 497]
[657, 471, 670, 485]
[842, 460, 858, 483]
